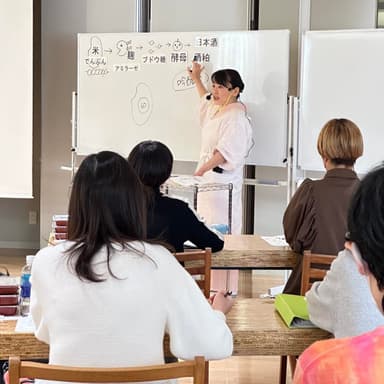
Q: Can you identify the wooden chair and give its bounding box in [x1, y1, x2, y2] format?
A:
[279, 250, 336, 384]
[174, 248, 212, 299]
[300, 250, 336, 295]
[8, 355, 206, 384]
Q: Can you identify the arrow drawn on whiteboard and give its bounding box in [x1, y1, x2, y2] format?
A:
[131, 83, 153, 126]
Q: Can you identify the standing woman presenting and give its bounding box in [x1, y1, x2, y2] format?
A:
[189, 62, 253, 293]
[189, 62, 252, 235]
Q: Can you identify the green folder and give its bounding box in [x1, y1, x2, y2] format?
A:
[275, 293, 316, 328]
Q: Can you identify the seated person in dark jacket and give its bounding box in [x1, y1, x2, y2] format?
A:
[128, 140, 224, 253]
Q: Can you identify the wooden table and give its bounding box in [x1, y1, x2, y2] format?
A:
[227, 298, 331, 356]
[0, 320, 48, 360]
[0, 235, 298, 273]
[212, 235, 298, 270]
[0, 299, 330, 360]
[211, 235, 298, 295]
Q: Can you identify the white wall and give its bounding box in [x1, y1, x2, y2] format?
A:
[40, 0, 136, 245]
[0, 0, 39, 250]
[151, 0, 248, 32]
[85, 0, 136, 31]
[259, 0, 300, 96]
[310, 0, 376, 30]
[255, 0, 301, 235]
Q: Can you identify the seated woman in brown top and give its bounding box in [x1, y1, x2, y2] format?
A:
[283, 118, 363, 294]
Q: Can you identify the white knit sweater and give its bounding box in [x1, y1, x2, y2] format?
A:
[306, 249, 384, 338]
[31, 241, 232, 383]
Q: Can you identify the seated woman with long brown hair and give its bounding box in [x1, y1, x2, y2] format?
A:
[30, 151, 233, 380]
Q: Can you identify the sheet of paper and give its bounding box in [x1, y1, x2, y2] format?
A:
[0, 315, 19, 321]
[261, 235, 289, 247]
[169, 175, 204, 187]
[15, 315, 35, 333]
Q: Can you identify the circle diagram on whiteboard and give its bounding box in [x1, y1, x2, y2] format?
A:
[131, 83, 153, 126]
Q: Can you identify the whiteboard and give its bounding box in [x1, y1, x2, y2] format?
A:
[0, 0, 33, 198]
[77, 30, 289, 166]
[299, 30, 384, 173]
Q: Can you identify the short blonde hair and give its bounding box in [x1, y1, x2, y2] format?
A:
[317, 118, 364, 166]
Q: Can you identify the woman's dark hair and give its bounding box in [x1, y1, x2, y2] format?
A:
[347, 164, 384, 304]
[127, 141, 173, 189]
[67, 151, 146, 282]
[211, 69, 244, 98]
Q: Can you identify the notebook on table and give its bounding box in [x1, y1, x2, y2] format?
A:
[275, 293, 316, 328]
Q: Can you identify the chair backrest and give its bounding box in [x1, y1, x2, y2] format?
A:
[300, 250, 336, 295]
[174, 248, 212, 298]
[8, 356, 205, 384]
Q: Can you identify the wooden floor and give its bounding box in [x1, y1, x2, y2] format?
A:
[0, 253, 292, 383]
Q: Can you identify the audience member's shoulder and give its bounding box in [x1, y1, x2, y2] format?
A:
[142, 242, 177, 265]
[159, 195, 194, 219]
[35, 241, 72, 260]
[301, 327, 384, 371]
[335, 249, 356, 267]
[160, 194, 189, 209]
[322, 251, 359, 286]
[299, 337, 349, 371]
[300, 178, 314, 187]
[294, 178, 314, 196]
[33, 242, 74, 272]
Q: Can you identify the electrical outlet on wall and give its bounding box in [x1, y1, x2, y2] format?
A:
[29, 211, 37, 225]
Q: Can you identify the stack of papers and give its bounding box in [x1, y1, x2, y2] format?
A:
[169, 175, 204, 187]
[261, 235, 289, 247]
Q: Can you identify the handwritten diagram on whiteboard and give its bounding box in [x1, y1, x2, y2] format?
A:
[77, 30, 289, 165]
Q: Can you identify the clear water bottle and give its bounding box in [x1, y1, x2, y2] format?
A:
[20, 255, 34, 316]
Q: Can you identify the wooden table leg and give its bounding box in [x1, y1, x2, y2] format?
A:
[205, 361, 209, 384]
[279, 356, 287, 384]
[238, 270, 252, 297]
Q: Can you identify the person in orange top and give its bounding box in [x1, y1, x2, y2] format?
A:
[293, 165, 384, 384]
